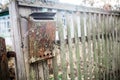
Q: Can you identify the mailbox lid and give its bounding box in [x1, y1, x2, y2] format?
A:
[30, 12, 56, 20]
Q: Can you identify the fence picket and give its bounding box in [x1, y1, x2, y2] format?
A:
[74, 12, 82, 80]
[52, 46, 59, 80]
[97, 14, 101, 80]
[67, 14, 75, 80]
[103, 14, 108, 80]
[118, 17, 120, 79]
[80, 12, 88, 80]
[108, 14, 113, 80]
[92, 13, 98, 80]
[58, 14, 67, 80]
[106, 14, 110, 80]
[115, 16, 119, 80]
[86, 12, 92, 80]
[112, 15, 116, 80]
[100, 14, 105, 80]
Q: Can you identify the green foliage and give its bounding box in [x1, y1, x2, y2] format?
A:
[49, 74, 62, 80]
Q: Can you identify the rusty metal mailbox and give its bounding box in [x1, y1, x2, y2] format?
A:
[28, 12, 56, 63]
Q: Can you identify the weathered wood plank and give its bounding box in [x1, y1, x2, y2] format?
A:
[113, 15, 118, 80]
[18, 1, 120, 15]
[38, 62, 45, 80]
[112, 15, 116, 80]
[52, 45, 59, 80]
[117, 16, 119, 80]
[96, 13, 101, 80]
[80, 12, 88, 80]
[29, 64, 36, 80]
[95, 13, 100, 80]
[116, 16, 119, 80]
[108, 14, 113, 80]
[118, 18, 120, 78]
[109, 15, 114, 80]
[87, 13, 94, 80]
[30, 62, 49, 80]
[103, 14, 108, 80]
[96, 13, 100, 80]
[9, 1, 27, 80]
[43, 61, 49, 80]
[102, 14, 108, 80]
[66, 14, 75, 80]
[115, 15, 119, 80]
[92, 13, 98, 80]
[101, 14, 106, 80]
[85, 13, 91, 80]
[74, 12, 82, 80]
[58, 14, 67, 80]
[117, 16, 120, 79]
[20, 17, 30, 80]
[110, 15, 114, 80]
[35, 64, 39, 80]
[105, 14, 109, 80]
[108, 15, 112, 80]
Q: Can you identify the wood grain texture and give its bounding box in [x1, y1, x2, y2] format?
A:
[9, 1, 27, 80]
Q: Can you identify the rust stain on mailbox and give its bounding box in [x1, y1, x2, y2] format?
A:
[28, 13, 56, 61]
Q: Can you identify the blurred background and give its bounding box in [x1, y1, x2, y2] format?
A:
[0, 0, 120, 10]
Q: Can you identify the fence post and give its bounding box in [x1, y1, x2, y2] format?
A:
[9, 1, 27, 80]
